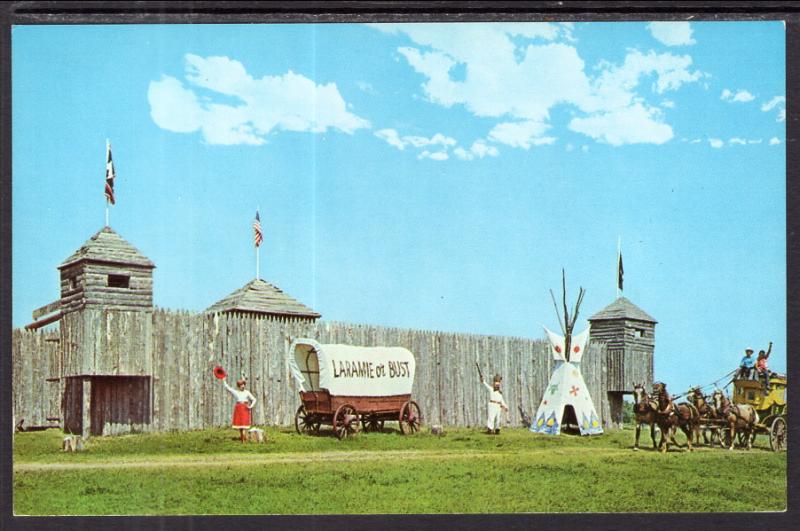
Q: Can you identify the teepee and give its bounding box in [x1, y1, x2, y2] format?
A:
[530, 271, 603, 436]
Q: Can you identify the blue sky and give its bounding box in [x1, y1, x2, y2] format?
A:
[12, 21, 786, 394]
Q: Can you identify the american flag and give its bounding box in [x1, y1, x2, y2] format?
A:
[105, 141, 116, 205]
[253, 210, 263, 247]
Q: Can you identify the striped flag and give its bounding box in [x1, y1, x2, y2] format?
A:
[253, 210, 263, 247]
[105, 141, 116, 205]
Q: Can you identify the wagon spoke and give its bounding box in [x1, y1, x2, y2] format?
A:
[770, 417, 786, 452]
[399, 400, 423, 435]
[334, 404, 359, 440]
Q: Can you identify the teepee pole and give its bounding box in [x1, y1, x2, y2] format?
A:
[549, 289, 565, 335]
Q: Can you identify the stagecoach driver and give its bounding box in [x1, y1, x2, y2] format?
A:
[738, 347, 756, 380]
[480, 374, 509, 435]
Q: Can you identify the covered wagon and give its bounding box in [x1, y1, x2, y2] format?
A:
[287, 339, 422, 439]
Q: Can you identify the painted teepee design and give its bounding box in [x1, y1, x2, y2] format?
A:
[531, 327, 603, 435]
[531, 271, 603, 436]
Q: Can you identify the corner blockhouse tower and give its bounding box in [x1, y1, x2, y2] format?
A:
[28, 226, 157, 438]
[588, 297, 656, 428]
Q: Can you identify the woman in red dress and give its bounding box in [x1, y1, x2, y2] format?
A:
[221, 377, 257, 442]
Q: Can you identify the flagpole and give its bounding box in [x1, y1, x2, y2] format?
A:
[616, 236, 621, 299]
[105, 139, 110, 227]
[256, 205, 260, 280]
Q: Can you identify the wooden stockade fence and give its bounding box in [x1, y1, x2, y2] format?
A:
[12, 329, 62, 429]
[12, 309, 612, 432]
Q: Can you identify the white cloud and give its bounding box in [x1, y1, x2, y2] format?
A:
[469, 140, 500, 158]
[148, 54, 369, 145]
[661, 100, 675, 108]
[454, 140, 500, 160]
[373, 24, 704, 148]
[419, 150, 449, 161]
[375, 128, 406, 150]
[761, 96, 786, 122]
[453, 147, 470, 160]
[374, 129, 456, 151]
[488, 121, 555, 149]
[647, 22, 696, 46]
[709, 138, 724, 148]
[591, 50, 704, 103]
[405, 133, 457, 148]
[690, 138, 702, 144]
[375, 128, 495, 162]
[721, 89, 755, 103]
[729, 137, 746, 145]
[761, 95, 785, 111]
[148, 76, 206, 133]
[769, 137, 781, 145]
[568, 103, 673, 146]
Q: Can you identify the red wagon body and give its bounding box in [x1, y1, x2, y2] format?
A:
[288, 339, 422, 439]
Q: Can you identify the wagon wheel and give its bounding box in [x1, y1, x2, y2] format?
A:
[362, 415, 385, 433]
[333, 404, 361, 440]
[294, 405, 321, 435]
[769, 416, 787, 452]
[399, 400, 422, 435]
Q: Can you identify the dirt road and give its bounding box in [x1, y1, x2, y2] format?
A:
[14, 449, 499, 472]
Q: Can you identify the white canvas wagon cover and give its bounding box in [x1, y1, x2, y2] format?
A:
[288, 338, 416, 397]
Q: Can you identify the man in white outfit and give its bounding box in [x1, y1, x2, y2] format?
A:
[481, 374, 508, 434]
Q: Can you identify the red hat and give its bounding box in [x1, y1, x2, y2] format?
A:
[213, 366, 227, 379]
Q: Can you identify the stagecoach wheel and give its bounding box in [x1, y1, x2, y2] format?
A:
[333, 404, 361, 440]
[294, 405, 321, 435]
[769, 417, 787, 452]
[399, 400, 422, 435]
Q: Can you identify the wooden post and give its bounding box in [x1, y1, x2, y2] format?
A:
[81, 376, 92, 439]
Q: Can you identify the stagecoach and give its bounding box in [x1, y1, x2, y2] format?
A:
[732, 374, 787, 451]
[287, 338, 423, 439]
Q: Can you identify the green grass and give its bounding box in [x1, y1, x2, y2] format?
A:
[13, 426, 786, 515]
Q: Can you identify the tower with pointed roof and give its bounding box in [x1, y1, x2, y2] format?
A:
[54, 226, 156, 438]
[588, 296, 656, 428]
[58, 226, 156, 315]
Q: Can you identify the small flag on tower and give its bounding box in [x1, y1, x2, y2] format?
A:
[105, 141, 116, 205]
[253, 210, 263, 247]
[617, 252, 624, 291]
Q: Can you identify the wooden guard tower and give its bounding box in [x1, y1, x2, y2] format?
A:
[587, 297, 656, 428]
[53, 226, 156, 437]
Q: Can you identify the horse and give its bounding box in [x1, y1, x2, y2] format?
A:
[632, 383, 658, 451]
[688, 388, 722, 447]
[712, 389, 758, 450]
[651, 382, 685, 453]
[671, 396, 701, 450]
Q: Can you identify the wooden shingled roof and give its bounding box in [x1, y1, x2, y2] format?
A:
[587, 297, 657, 323]
[205, 278, 321, 319]
[59, 226, 155, 269]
